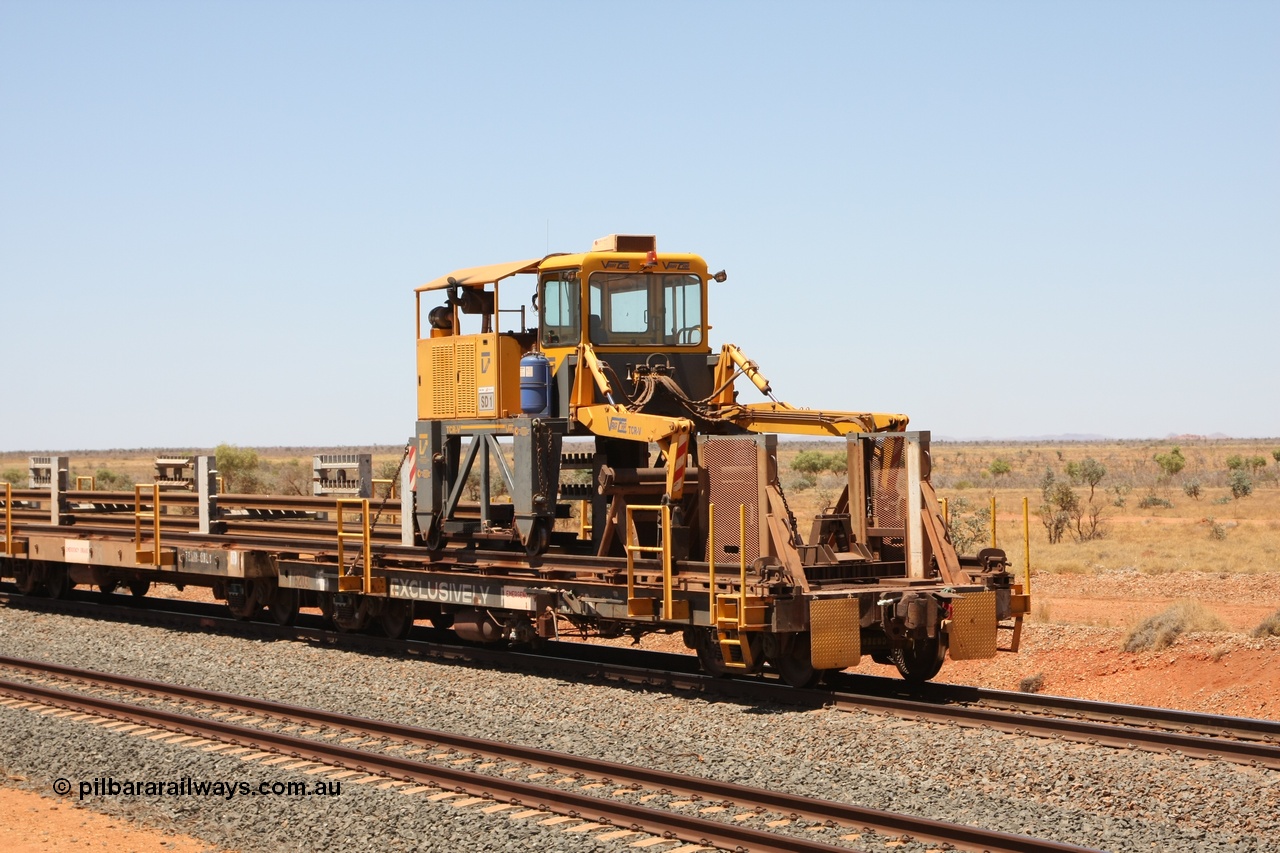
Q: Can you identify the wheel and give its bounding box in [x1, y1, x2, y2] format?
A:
[44, 565, 72, 600]
[267, 584, 299, 627]
[694, 629, 730, 677]
[330, 596, 371, 633]
[523, 520, 550, 558]
[14, 564, 42, 596]
[226, 580, 261, 621]
[318, 593, 336, 626]
[98, 580, 119, 596]
[428, 609, 454, 630]
[423, 520, 444, 551]
[378, 599, 415, 639]
[128, 580, 151, 598]
[767, 632, 823, 689]
[891, 636, 944, 683]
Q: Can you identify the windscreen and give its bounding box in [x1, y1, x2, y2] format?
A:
[587, 273, 703, 346]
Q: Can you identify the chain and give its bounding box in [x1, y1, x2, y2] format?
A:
[534, 421, 550, 502]
[774, 476, 802, 547]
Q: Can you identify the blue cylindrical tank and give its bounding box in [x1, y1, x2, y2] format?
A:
[520, 352, 553, 417]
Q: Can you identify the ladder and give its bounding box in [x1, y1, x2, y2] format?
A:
[708, 504, 767, 668]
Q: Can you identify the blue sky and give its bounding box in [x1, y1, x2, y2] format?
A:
[2, 1, 1276, 449]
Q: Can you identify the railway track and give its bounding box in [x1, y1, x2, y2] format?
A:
[0, 655, 1099, 853]
[4, 585, 1278, 773]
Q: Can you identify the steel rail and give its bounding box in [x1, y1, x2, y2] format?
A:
[819, 688, 1280, 769]
[0, 660, 1099, 853]
[841, 674, 1280, 744]
[3, 586, 1278, 772]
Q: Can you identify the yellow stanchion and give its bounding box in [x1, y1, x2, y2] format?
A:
[1022, 496, 1032, 594]
[989, 495, 997, 548]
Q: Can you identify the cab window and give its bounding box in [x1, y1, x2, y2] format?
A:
[539, 271, 580, 346]
[587, 273, 703, 346]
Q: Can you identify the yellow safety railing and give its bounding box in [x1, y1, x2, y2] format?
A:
[76, 476, 95, 490]
[336, 498, 378, 595]
[134, 483, 165, 566]
[3, 482, 11, 556]
[990, 495, 997, 548]
[372, 478, 397, 499]
[708, 504, 755, 668]
[623, 503, 687, 619]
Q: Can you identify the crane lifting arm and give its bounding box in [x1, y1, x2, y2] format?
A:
[709, 344, 908, 435]
[723, 402, 908, 436]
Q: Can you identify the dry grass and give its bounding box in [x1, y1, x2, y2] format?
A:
[1252, 609, 1280, 639]
[773, 438, 1280, 578]
[1122, 601, 1229, 652]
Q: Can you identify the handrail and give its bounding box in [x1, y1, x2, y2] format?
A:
[738, 503, 747, 627]
[336, 498, 372, 594]
[623, 503, 672, 618]
[372, 478, 397, 499]
[3, 482, 11, 556]
[133, 483, 162, 566]
[707, 503, 715, 618]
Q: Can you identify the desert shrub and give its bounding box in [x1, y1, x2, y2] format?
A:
[1018, 673, 1045, 694]
[1251, 609, 1280, 639]
[1065, 457, 1106, 499]
[1229, 469, 1253, 499]
[1212, 496, 1231, 506]
[1123, 601, 1228, 653]
[791, 450, 827, 475]
[1154, 446, 1185, 480]
[783, 470, 817, 492]
[945, 497, 990, 554]
[216, 444, 263, 493]
[1138, 493, 1172, 509]
[1, 468, 25, 486]
[93, 468, 133, 490]
[266, 458, 311, 495]
[1226, 454, 1245, 471]
[792, 450, 845, 476]
[1204, 517, 1227, 541]
[988, 458, 1012, 477]
[1182, 479, 1202, 500]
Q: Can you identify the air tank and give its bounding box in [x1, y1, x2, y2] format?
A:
[519, 352, 552, 417]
